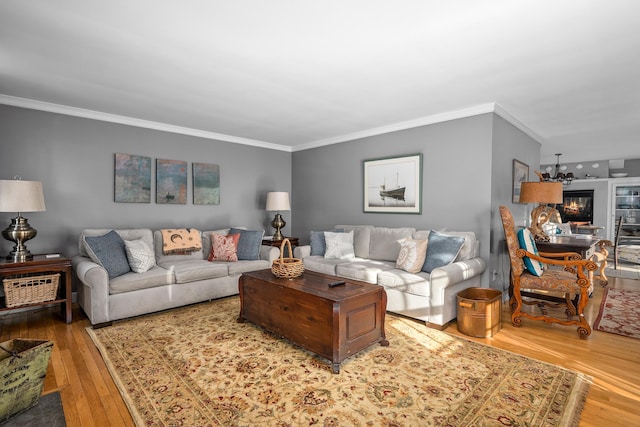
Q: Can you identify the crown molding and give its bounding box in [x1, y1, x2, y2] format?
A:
[492, 103, 543, 143]
[0, 94, 292, 152]
[1, 94, 542, 152]
[293, 103, 499, 152]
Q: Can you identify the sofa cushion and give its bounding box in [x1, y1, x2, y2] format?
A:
[377, 269, 431, 298]
[324, 231, 355, 260]
[422, 230, 465, 273]
[396, 238, 428, 273]
[369, 227, 416, 261]
[159, 259, 229, 284]
[124, 239, 156, 273]
[83, 230, 131, 279]
[334, 225, 373, 258]
[335, 260, 396, 284]
[109, 265, 174, 294]
[517, 228, 544, 276]
[230, 228, 264, 260]
[79, 228, 154, 258]
[300, 255, 352, 276]
[226, 259, 271, 275]
[208, 233, 240, 262]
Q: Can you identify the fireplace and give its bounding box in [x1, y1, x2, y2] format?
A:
[560, 190, 594, 223]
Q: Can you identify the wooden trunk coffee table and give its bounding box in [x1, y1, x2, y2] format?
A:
[238, 269, 389, 373]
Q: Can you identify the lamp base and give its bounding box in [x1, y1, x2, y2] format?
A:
[271, 213, 286, 241]
[528, 205, 560, 242]
[2, 215, 37, 262]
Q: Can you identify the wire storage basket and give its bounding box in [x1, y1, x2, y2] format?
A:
[271, 238, 304, 279]
[3, 273, 60, 307]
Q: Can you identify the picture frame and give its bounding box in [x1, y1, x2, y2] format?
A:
[156, 159, 187, 204]
[512, 159, 529, 204]
[114, 153, 151, 203]
[192, 162, 220, 205]
[363, 154, 422, 214]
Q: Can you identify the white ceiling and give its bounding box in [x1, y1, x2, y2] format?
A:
[1, 0, 639, 164]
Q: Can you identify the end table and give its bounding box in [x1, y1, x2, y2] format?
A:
[262, 237, 299, 257]
[0, 254, 73, 323]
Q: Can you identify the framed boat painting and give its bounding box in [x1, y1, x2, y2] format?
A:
[512, 159, 529, 204]
[363, 154, 422, 214]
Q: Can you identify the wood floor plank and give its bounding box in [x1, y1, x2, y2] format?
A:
[1, 276, 638, 426]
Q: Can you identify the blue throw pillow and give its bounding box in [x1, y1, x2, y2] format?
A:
[422, 230, 465, 273]
[83, 230, 131, 279]
[517, 228, 544, 276]
[230, 228, 264, 260]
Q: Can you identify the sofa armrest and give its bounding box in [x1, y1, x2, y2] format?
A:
[72, 255, 111, 324]
[260, 245, 280, 263]
[293, 245, 311, 259]
[429, 257, 487, 292]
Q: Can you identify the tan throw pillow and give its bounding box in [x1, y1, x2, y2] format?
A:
[396, 238, 428, 273]
[208, 233, 240, 262]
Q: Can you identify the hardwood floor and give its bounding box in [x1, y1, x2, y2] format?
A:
[1, 275, 639, 426]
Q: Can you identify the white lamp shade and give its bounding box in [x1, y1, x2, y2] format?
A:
[266, 192, 290, 211]
[0, 180, 46, 212]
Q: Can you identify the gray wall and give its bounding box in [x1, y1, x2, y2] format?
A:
[490, 115, 541, 292]
[0, 105, 291, 258]
[0, 105, 546, 291]
[292, 114, 495, 285]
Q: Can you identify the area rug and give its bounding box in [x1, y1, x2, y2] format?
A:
[594, 288, 640, 339]
[86, 297, 591, 427]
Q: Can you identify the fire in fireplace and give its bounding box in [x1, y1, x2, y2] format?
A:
[560, 190, 594, 223]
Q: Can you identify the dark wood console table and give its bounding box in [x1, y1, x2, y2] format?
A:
[536, 235, 600, 259]
[0, 255, 73, 323]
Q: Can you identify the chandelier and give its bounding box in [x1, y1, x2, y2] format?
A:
[541, 153, 573, 185]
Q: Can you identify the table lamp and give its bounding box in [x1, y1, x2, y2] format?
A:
[0, 178, 46, 261]
[266, 191, 290, 240]
[519, 180, 563, 242]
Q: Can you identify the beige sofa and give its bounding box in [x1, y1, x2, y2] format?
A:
[293, 225, 487, 329]
[72, 228, 278, 326]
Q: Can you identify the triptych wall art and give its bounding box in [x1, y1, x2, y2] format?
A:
[114, 153, 220, 205]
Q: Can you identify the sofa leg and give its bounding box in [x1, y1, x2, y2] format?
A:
[92, 321, 113, 329]
[425, 320, 450, 331]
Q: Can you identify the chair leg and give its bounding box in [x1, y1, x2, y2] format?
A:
[564, 293, 576, 317]
[575, 288, 592, 339]
[511, 290, 523, 327]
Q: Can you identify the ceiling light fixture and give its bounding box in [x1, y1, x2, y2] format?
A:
[542, 153, 573, 186]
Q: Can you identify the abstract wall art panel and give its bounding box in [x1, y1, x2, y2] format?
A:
[114, 153, 151, 203]
[193, 162, 220, 205]
[156, 159, 187, 204]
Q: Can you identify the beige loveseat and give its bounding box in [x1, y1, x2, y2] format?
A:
[72, 228, 278, 326]
[293, 225, 487, 329]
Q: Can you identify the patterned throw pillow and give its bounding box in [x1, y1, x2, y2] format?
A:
[396, 238, 428, 273]
[517, 228, 544, 276]
[209, 233, 240, 262]
[324, 231, 355, 260]
[124, 239, 156, 273]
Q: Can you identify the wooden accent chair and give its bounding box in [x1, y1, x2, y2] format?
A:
[499, 206, 597, 338]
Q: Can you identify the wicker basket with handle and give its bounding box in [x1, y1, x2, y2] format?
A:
[271, 238, 304, 279]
